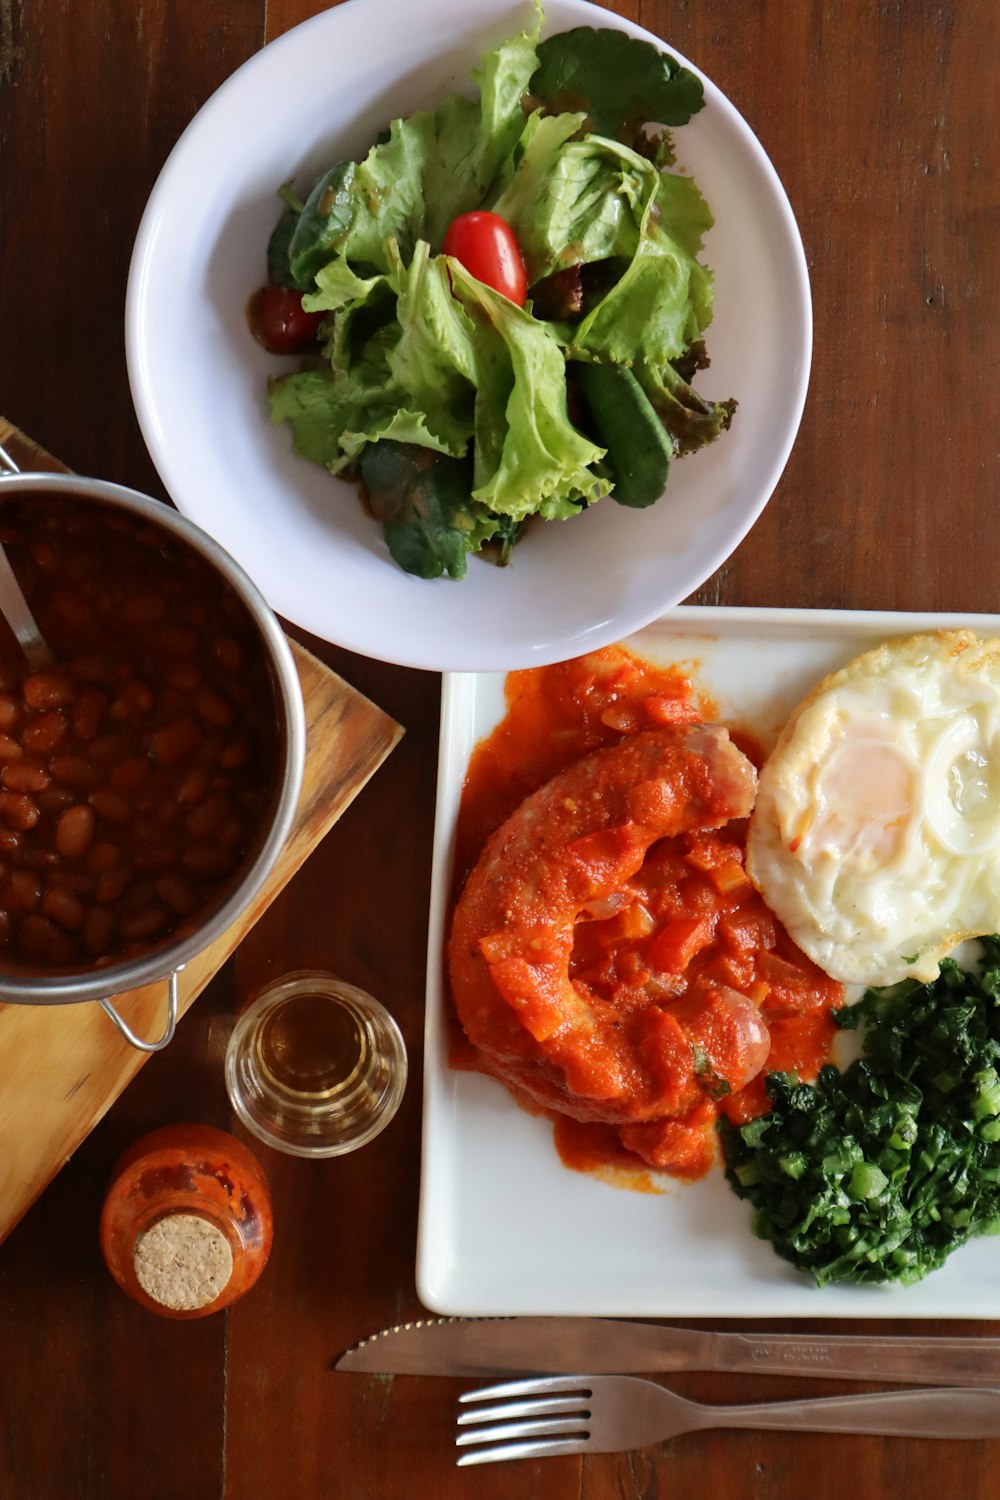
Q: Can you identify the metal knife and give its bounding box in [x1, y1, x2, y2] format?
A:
[335, 1317, 1000, 1386]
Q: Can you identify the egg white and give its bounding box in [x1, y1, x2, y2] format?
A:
[746, 631, 1000, 986]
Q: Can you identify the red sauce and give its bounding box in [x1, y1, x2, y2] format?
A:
[449, 645, 843, 1183]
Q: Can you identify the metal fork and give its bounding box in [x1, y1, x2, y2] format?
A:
[456, 1374, 1000, 1465]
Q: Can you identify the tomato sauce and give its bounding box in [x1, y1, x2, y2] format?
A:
[449, 645, 843, 1183]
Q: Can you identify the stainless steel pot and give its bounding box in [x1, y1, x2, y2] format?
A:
[0, 442, 306, 1051]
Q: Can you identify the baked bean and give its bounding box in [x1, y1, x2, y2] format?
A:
[176, 767, 209, 805]
[86, 841, 121, 875]
[195, 688, 234, 729]
[72, 688, 108, 741]
[109, 756, 149, 792]
[167, 662, 202, 692]
[0, 494, 279, 973]
[0, 792, 40, 831]
[22, 711, 67, 754]
[22, 670, 75, 711]
[89, 790, 131, 825]
[213, 635, 245, 672]
[119, 905, 171, 943]
[56, 804, 96, 860]
[96, 865, 134, 905]
[41, 887, 86, 931]
[49, 755, 103, 790]
[151, 718, 202, 765]
[83, 906, 116, 957]
[6, 870, 42, 911]
[2, 760, 49, 794]
[183, 842, 235, 877]
[156, 872, 198, 916]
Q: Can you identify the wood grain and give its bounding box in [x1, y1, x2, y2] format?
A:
[1, 1, 999, 1498]
[0, 418, 403, 1246]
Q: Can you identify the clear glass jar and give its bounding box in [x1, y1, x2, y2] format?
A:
[224, 970, 407, 1158]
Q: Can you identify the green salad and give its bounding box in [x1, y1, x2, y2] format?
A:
[261, 3, 735, 579]
[720, 940, 1000, 1287]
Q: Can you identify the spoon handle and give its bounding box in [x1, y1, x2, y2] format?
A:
[0, 544, 52, 670]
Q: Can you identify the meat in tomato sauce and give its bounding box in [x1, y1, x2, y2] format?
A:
[448, 646, 843, 1183]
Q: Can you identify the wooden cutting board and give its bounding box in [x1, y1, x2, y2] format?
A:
[0, 418, 403, 1243]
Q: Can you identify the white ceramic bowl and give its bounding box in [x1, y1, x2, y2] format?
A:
[127, 0, 811, 673]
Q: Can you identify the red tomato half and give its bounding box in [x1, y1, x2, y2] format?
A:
[442, 212, 528, 306]
[249, 285, 323, 354]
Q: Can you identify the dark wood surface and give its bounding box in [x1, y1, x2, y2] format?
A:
[1, 1, 998, 1496]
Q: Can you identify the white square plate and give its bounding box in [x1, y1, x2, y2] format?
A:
[417, 606, 1000, 1319]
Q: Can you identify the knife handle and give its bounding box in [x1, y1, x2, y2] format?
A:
[711, 1330, 1000, 1386]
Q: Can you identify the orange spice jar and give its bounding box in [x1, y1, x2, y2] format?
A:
[100, 1124, 273, 1318]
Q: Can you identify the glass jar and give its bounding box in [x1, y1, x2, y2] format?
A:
[99, 1123, 273, 1319]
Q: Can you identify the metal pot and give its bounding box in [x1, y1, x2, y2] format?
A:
[0, 442, 306, 1051]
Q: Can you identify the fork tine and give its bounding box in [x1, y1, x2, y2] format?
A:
[457, 1414, 591, 1447]
[458, 1393, 591, 1426]
[459, 1376, 594, 1404]
[457, 1437, 585, 1467]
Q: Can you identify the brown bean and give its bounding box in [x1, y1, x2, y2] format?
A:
[56, 804, 96, 860]
[109, 756, 149, 793]
[212, 635, 245, 672]
[168, 661, 202, 692]
[0, 734, 24, 763]
[183, 842, 235, 877]
[156, 625, 199, 657]
[48, 868, 96, 897]
[152, 717, 202, 765]
[83, 906, 116, 957]
[135, 844, 178, 873]
[0, 693, 20, 731]
[194, 688, 234, 729]
[119, 904, 171, 943]
[41, 887, 86, 931]
[110, 679, 156, 721]
[22, 670, 75, 711]
[72, 688, 108, 741]
[48, 928, 79, 967]
[185, 795, 232, 840]
[0, 829, 19, 854]
[6, 870, 42, 911]
[17, 914, 55, 965]
[2, 759, 49, 794]
[96, 865, 133, 904]
[0, 792, 40, 831]
[120, 594, 165, 629]
[156, 872, 198, 916]
[50, 755, 102, 790]
[22, 711, 67, 755]
[86, 840, 121, 875]
[88, 733, 130, 765]
[219, 739, 249, 771]
[37, 787, 76, 817]
[89, 790, 132, 824]
[21, 848, 59, 871]
[176, 767, 209, 805]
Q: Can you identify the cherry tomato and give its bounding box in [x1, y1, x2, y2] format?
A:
[442, 212, 528, 306]
[248, 285, 323, 354]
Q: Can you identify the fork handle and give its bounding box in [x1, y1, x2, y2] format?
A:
[707, 1385, 1000, 1440]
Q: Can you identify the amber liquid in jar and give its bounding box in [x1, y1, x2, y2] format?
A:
[225, 972, 407, 1157]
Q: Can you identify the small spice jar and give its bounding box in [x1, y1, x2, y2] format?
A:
[99, 1124, 273, 1318]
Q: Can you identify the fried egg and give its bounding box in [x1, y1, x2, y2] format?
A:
[746, 631, 1000, 986]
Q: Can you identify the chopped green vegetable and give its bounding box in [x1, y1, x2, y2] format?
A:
[719, 939, 1000, 1287]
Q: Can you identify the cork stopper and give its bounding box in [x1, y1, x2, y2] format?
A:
[132, 1213, 234, 1311]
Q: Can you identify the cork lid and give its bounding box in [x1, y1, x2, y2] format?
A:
[132, 1213, 234, 1312]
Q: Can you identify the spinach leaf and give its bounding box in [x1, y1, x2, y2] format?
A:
[530, 28, 704, 141]
[720, 939, 1000, 1286]
[359, 441, 478, 580]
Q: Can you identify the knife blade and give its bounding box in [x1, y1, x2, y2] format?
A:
[335, 1317, 1000, 1385]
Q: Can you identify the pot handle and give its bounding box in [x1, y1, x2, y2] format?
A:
[99, 970, 181, 1053]
[0, 440, 22, 476]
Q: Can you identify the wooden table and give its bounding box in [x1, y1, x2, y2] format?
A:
[1, 2, 998, 1496]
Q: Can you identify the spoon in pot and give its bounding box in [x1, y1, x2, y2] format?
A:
[0, 441, 54, 670]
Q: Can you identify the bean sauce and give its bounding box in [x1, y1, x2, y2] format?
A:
[0, 494, 280, 974]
